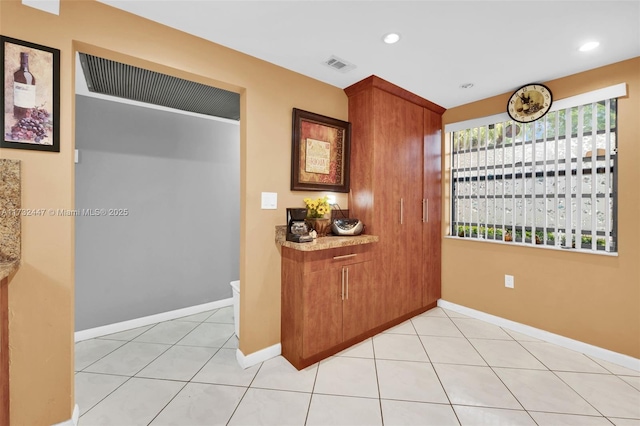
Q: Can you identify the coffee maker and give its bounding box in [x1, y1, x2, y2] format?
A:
[286, 208, 313, 243]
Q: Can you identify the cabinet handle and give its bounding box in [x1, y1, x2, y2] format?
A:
[345, 267, 349, 300]
[422, 199, 426, 223]
[333, 254, 357, 260]
[400, 198, 404, 225]
[426, 198, 429, 223]
[341, 267, 345, 301]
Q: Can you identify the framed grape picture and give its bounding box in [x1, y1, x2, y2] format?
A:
[1, 36, 60, 152]
[291, 108, 351, 193]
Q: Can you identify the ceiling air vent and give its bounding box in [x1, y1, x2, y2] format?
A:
[78, 53, 240, 121]
[323, 55, 356, 73]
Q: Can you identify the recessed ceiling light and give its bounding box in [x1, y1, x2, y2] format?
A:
[383, 33, 401, 44]
[460, 83, 474, 89]
[579, 41, 600, 52]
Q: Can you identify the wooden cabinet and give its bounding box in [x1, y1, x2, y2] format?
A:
[281, 76, 444, 370]
[371, 88, 424, 322]
[301, 266, 342, 358]
[345, 76, 444, 322]
[281, 243, 376, 369]
[423, 108, 442, 306]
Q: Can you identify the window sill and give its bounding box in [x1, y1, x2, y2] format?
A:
[443, 235, 618, 257]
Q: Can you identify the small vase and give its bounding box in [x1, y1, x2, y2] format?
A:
[308, 218, 331, 237]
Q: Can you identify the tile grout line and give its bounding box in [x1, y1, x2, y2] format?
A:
[76, 338, 130, 373]
[303, 355, 322, 426]
[370, 336, 386, 426]
[409, 314, 461, 414]
[76, 309, 225, 422]
[526, 408, 618, 424]
[145, 380, 190, 426]
[78, 318, 178, 421]
[444, 309, 540, 422]
[548, 368, 618, 419]
[80, 319, 190, 421]
[168, 311, 238, 422]
[225, 359, 265, 425]
[507, 332, 614, 419]
[433, 309, 470, 425]
[142, 310, 237, 424]
[78, 375, 136, 420]
[586, 354, 640, 377]
[146, 308, 236, 417]
[225, 330, 267, 425]
[77, 306, 638, 424]
[81, 340, 166, 375]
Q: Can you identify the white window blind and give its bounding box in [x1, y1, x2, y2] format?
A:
[450, 94, 619, 254]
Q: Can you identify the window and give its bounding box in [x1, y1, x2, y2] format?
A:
[449, 90, 620, 254]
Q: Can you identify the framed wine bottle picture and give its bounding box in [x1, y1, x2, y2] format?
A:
[1, 36, 60, 152]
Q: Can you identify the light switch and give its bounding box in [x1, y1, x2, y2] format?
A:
[505, 275, 514, 288]
[261, 192, 277, 209]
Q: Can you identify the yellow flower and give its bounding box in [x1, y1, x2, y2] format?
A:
[303, 196, 331, 218]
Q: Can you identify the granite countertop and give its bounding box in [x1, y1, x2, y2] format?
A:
[0, 260, 20, 281]
[275, 225, 379, 251]
[1, 159, 21, 280]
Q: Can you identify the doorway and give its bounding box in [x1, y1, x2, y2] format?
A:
[73, 52, 241, 332]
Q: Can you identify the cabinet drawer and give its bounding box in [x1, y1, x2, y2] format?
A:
[302, 244, 374, 273]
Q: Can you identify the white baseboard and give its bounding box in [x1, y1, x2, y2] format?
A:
[51, 404, 79, 426]
[438, 299, 640, 372]
[236, 343, 281, 369]
[75, 298, 233, 342]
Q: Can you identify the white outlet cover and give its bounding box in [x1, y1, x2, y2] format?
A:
[261, 192, 277, 209]
[505, 275, 514, 288]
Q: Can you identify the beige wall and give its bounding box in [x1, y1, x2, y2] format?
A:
[442, 58, 640, 359]
[0, 0, 348, 423]
[2, 1, 637, 423]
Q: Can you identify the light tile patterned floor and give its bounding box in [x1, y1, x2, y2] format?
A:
[75, 306, 640, 425]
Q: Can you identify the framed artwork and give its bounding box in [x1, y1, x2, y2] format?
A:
[1, 35, 60, 152]
[291, 108, 351, 193]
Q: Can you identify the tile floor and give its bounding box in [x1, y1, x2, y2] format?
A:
[75, 306, 640, 426]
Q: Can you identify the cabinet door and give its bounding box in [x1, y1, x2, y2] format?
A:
[342, 261, 375, 341]
[372, 89, 405, 325]
[373, 88, 424, 319]
[302, 268, 343, 358]
[423, 108, 442, 306]
[399, 100, 425, 315]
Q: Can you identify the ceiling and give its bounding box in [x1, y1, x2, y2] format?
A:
[98, 0, 640, 109]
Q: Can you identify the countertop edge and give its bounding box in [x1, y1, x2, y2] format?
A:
[278, 235, 379, 251]
[0, 260, 20, 281]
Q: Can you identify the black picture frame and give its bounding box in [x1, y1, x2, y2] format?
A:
[291, 108, 351, 193]
[1, 35, 60, 152]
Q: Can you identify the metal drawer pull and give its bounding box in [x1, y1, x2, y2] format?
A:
[400, 198, 404, 225]
[426, 198, 429, 223]
[333, 254, 357, 260]
[422, 199, 426, 222]
[346, 267, 349, 300]
[341, 267, 345, 300]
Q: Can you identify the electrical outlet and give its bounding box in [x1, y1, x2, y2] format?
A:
[505, 275, 514, 288]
